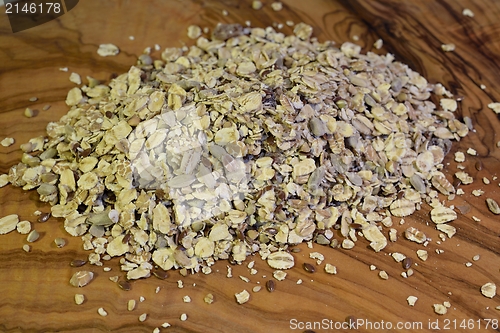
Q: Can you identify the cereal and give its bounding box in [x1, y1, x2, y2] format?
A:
[97, 307, 108, 317]
[235, 290, 250, 304]
[1, 22, 471, 283]
[481, 282, 496, 298]
[74, 294, 85, 305]
[0, 214, 19, 234]
[488, 103, 500, 114]
[97, 43, 119, 57]
[373, 39, 383, 49]
[271, 2, 282, 11]
[0, 137, 15, 147]
[251, 0, 262, 10]
[441, 43, 456, 52]
[486, 198, 500, 215]
[69, 72, 82, 85]
[433, 303, 447, 315]
[462, 8, 474, 17]
[407, 296, 418, 306]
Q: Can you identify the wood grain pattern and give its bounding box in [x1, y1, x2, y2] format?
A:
[1, 1, 500, 332]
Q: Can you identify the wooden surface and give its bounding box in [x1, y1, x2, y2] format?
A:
[1, 0, 500, 332]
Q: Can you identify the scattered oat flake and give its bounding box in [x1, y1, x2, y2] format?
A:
[138, 313, 147, 322]
[488, 103, 500, 114]
[481, 282, 496, 298]
[97, 43, 120, 57]
[405, 227, 427, 243]
[417, 250, 428, 261]
[267, 251, 294, 269]
[309, 252, 325, 265]
[0, 214, 20, 235]
[127, 299, 136, 311]
[22, 244, 31, 252]
[180, 313, 188, 321]
[187, 25, 202, 39]
[441, 43, 456, 52]
[391, 252, 406, 262]
[454, 151, 465, 163]
[325, 263, 337, 275]
[472, 189, 484, 197]
[69, 72, 82, 85]
[472, 254, 480, 261]
[235, 290, 250, 304]
[296, 279, 303, 285]
[433, 303, 448, 315]
[239, 275, 250, 283]
[465, 262, 473, 267]
[472, 216, 481, 222]
[273, 270, 287, 281]
[59, 67, 68, 71]
[379, 270, 389, 280]
[430, 206, 457, 224]
[29, 96, 38, 102]
[74, 294, 85, 305]
[483, 177, 491, 185]
[271, 2, 282, 11]
[204, 293, 215, 304]
[467, 148, 477, 156]
[373, 39, 383, 49]
[436, 224, 456, 238]
[0, 174, 10, 188]
[455, 171, 473, 184]
[486, 198, 500, 215]
[0, 137, 15, 148]
[24, 107, 36, 118]
[407, 295, 418, 306]
[462, 8, 474, 17]
[252, 0, 262, 10]
[97, 307, 108, 317]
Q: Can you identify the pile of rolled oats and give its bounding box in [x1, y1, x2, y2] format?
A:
[3, 23, 470, 278]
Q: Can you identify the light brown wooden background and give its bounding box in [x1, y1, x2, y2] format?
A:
[1, 1, 500, 332]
